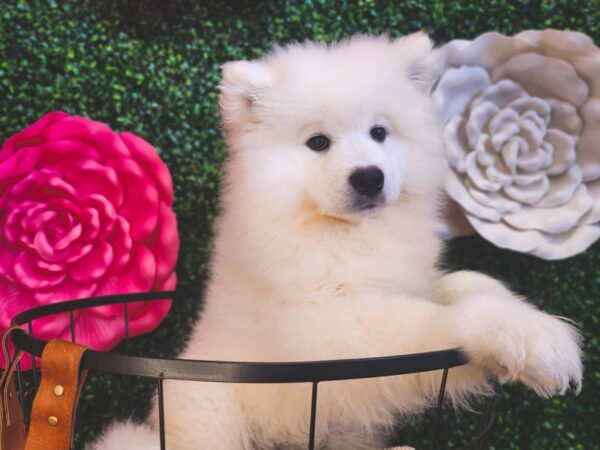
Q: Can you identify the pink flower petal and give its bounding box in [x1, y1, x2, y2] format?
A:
[71, 311, 124, 351]
[108, 216, 132, 275]
[45, 197, 81, 220]
[0, 278, 39, 369]
[9, 168, 77, 202]
[63, 242, 94, 264]
[70, 241, 114, 283]
[31, 312, 72, 343]
[0, 250, 17, 282]
[29, 210, 58, 231]
[33, 140, 101, 171]
[43, 116, 131, 159]
[12, 253, 66, 290]
[128, 298, 172, 337]
[82, 194, 118, 237]
[128, 273, 175, 336]
[64, 160, 124, 208]
[120, 132, 174, 204]
[148, 202, 179, 287]
[156, 270, 176, 292]
[0, 112, 69, 163]
[0, 277, 37, 331]
[36, 259, 65, 272]
[92, 244, 156, 317]
[2, 202, 42, 246]
[54, 223, 83, 251]
[0, 140, 101, 191]
[33, 231, 69, 262]
[114, 157, 159, 241]
[79, 206, 100, 242]
[34, 278, 97, 304]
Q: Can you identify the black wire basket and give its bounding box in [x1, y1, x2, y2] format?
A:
[9, 291, 496, 450]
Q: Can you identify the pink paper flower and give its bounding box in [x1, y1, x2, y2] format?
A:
[0, 112, 179, 368]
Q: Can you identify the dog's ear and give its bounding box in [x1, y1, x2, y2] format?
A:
[219, 61, 273, 129]
[393, 32, 438, 93]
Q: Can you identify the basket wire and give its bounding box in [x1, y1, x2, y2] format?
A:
[9, 291, 496, 450]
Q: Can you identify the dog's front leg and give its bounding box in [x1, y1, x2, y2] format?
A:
[434, 270, 513, 305]
[433, 271, 583, 396]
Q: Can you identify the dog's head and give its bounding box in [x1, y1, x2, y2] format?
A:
[219, 33, 444, 223]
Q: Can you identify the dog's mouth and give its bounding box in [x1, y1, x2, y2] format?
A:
[306, 195, 387, 224]
[352, 194, 386, 214]
[359, 203, 378, 210]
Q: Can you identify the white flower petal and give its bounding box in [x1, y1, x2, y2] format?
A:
[486, 164, 513, 187]
[466, 178, 521, 214]
[473, 79, 526, 111]
[468, 214, 547, 253]
[532, 225, 600, 260]
[433, 66, 491, 124]
[516, 29, 596, 55]
[508, 95, 552, 113]
[466, 101, 499, 148]
[519, 114, 546, 149]
[546, 129, 577, 176]
[517, 144, 553, 172]
[578, 181, 600, 225]
[516, 29, 600, 97]
[475, 134, 495, 166]
[488, 106, 520, 135]
[514, 172, 544, 186]
[446, 169, 502, 221]
[537, 165, 582, 208]
[576, 99, 600, 182]
[492, 53, 589, 107]
[445, 32, 536, 71]
[436, 39, 472, 69]
[504, 185, 592, 233]
[444, 117, 469, 173]
[569, 54, 600, 97]
[540, 142, 554, 170]
[509, 97, 551, 147]
[492, 121, 520, 152]
[504, 174, 550, 204]
[521, 111, 548, 134]
[547, 98, 583, 135]
[501, 138, 520, 174]
[465, 152, 501, 192]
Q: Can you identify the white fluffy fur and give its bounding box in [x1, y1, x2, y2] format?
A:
[92, 33, 582, 450]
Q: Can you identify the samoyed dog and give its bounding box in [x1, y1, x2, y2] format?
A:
[93, 33, 582, 450]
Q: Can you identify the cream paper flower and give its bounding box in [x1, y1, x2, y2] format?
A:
[433, 29, 600, 260]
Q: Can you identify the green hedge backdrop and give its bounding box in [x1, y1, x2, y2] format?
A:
[1, 0, 599, 448]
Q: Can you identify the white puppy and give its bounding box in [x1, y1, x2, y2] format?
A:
[93, 33, 582, 450]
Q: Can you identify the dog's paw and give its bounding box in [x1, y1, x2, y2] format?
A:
[454, 296, 583, 397]
[502, 316, 581, 397]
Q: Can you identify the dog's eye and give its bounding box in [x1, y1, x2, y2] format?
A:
[370, 126, 386, 143]
[306, 134, 331, 152]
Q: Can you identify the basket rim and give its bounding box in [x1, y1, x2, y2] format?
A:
[10, 290, 469, 383]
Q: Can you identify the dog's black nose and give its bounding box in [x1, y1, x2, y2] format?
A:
[349, 166, 384, 197]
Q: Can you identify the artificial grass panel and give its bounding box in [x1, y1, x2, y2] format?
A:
[1, 0, 599, 448]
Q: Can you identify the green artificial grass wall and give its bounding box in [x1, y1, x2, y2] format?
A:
[1, 0, 599, 448]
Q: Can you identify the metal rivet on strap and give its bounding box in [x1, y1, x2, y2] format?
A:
[53, 385, 64, 396]
[48, 416, 59, 426]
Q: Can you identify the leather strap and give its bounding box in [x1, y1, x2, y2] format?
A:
[1, 377, 26, 450]
[1, 326, 26, 450]
[25, 340, 87, 450]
